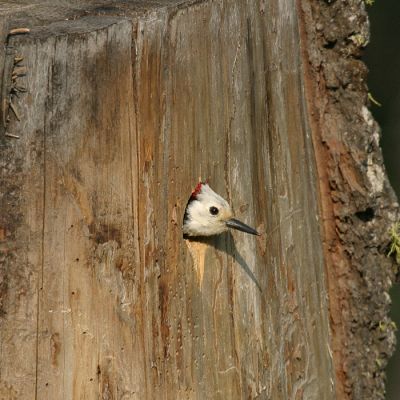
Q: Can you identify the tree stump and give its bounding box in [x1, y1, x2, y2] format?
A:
[0, 1, 398, 399]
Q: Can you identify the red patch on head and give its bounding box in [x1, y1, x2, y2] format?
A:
[191, 182, 204, 199]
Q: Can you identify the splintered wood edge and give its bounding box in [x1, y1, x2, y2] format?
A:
[184, 239, 208, 288]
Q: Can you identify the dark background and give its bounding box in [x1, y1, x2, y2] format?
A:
[364, 1, 400, 398]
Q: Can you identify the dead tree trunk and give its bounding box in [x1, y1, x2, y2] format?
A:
[0, 1, 397, 399]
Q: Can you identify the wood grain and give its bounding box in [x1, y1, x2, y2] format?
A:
[1, 1, 392, 399]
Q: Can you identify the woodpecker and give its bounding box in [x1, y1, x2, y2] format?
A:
[182, 182, 259, 237]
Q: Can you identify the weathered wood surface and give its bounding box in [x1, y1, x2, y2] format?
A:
[0, 1, 397, 399]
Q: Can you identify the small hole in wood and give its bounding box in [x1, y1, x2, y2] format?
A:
[323, 40, 337, 49]
[355, 207, 375, 222]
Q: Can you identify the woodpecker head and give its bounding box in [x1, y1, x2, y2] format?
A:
[182, 182, 259, 237]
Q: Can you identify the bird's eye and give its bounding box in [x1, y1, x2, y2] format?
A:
[209, 206, 219, 215]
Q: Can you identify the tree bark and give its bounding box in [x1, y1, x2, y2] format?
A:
[0, 1, 397, 399]
[299, 1, 399, 398]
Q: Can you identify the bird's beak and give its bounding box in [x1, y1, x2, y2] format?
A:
[226, 218, 259, 236]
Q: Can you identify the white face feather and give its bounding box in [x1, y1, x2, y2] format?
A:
[183, 184, 233, 236]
